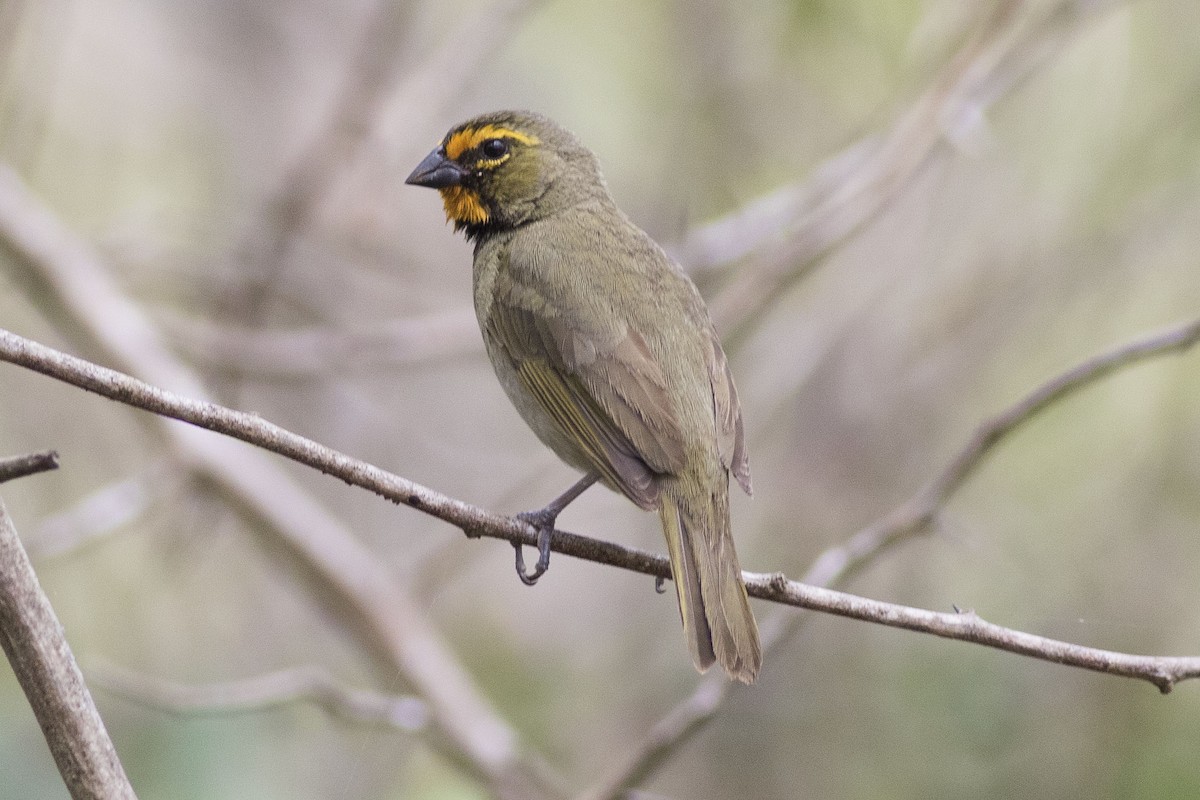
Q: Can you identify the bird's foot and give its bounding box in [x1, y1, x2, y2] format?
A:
[513, 508, 558, 586]
[510, 474, 598, 586]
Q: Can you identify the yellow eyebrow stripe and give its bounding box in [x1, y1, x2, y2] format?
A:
[444, 125, 539, 160]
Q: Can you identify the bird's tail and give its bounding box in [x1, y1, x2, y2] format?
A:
[659, 476, 761, 683]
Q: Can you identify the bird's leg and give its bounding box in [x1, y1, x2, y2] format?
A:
[513, 473, 599, 586]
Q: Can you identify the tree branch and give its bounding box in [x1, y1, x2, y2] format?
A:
[3, 323, 1198, 692]
[0, 450, 59, 483]
[752, 578, 1200, 693]
[0, 490, 137, 799]
[0, 327, 679, 573]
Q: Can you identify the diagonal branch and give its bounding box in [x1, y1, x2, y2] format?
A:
[3, 322, 1198, 692]
[0, 488, 138, 799]
[750, 580, 1200, 693]
[576, 3, 1139, 793]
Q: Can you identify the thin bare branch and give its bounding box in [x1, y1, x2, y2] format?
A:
[0, 450, 59, 483]
[575, 573, 1200, 800]
[575, 2, 1138, 793]
[3, 322, 1198, 689]
[0, 496, 137, 799]
[751, 578, 1200, 693]
[90, 664, 428, 731]
[768, 578, 1200, 690]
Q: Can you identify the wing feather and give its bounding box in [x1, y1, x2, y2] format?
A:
[488, 289, 687, 510]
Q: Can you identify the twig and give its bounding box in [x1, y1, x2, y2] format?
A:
[574, 314, 1200, 800]
[0, 495, 137, 799]
[3, 323, 1198, 687]
[750, 579, 1200, 693]
[0, 450, 59, 483]
[90, 664, 428, 731]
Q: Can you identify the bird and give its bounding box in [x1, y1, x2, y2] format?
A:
[406, 110, 761, 682]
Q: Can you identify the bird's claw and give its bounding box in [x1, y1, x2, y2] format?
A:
[513, 510, 556, 586]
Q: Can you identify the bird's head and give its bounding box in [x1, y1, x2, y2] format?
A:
[406, 110, 605, 240]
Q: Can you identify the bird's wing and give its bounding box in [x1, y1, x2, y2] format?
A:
[487, 289, 687, 511]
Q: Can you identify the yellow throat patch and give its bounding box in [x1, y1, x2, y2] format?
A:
[437, 125, 540, 226]
[439, 185, 489, 226]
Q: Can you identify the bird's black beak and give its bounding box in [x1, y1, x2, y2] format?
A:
[405, 149, 468, 189]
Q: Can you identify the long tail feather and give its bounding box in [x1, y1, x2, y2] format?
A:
[659, 477, 761, 683]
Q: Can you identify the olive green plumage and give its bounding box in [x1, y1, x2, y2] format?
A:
[407, 110, 761, 682]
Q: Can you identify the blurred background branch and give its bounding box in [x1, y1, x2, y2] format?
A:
[91, 663, 429, 731]
[160, 309, 481, 378]
[21, 467, 163, 560]
[220, 0, 542, 330]
[703, 0, 1124, 340]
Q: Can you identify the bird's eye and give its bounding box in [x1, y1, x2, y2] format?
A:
[481, 138, 509, 159]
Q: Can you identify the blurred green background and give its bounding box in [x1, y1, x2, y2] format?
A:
[2, 0, 1200, 798]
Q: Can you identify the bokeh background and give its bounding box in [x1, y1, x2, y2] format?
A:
[3, 0, 1200, 797]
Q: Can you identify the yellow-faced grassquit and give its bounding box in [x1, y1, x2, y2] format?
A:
[407, 110, 761, 682]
